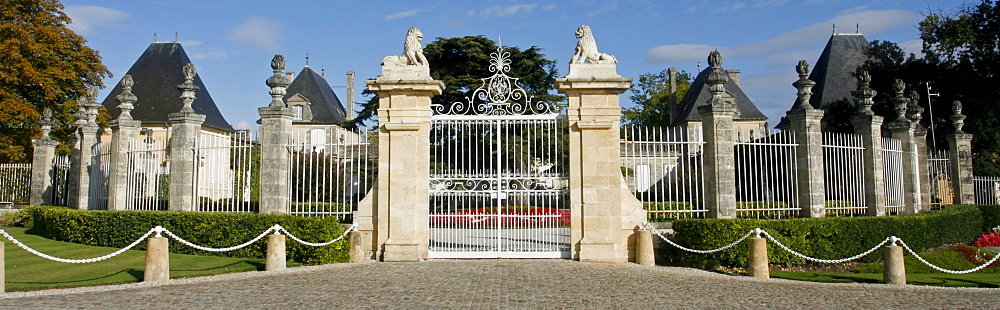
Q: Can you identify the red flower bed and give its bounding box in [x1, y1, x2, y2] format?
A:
[974, 231, 1000, 247]
[431, 207, 570, 227]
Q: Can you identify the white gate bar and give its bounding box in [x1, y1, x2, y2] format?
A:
[881, 137, 905, 215]
[822, 132, 866, 216]
[620, 126, 706, 220]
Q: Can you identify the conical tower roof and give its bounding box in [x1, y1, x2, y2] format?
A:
[669, 67, 767, 127]
[102, 42, 234, 131]
[797, 33, 869, 110]
[284, 66, 347, 124]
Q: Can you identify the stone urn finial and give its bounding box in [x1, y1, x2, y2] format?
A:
[177, 63, 200, 113]
[81, 86, 101, 124]
[906, 90, 924, 124]
[852, 71, 877, 116]
[116, 75, 137, 120]
[793, 60, 816, 110]
[705, 50, 728, 106]
[951, 100, 966, 134]
[39, 107, 55, 139]
[267, 54, 291, 108]
[891, 79, 910, 124]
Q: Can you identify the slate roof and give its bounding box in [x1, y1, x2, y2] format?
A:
[101, 42, 234, 132]
[669, 67, 768, 127]
[284, 66, 347, 124]
[777, 33, 869, 128]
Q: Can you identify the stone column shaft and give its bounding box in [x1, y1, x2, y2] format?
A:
[107, 120, 142, 210]
[29, 138, 59, 205]
[852, 115, 886, 216]
[167, 113, 205, 211]
[947, 134, 974, 204]
[258, 108, 293, 214]
[914, 129, 931, 212]
[787, 109, 826, 217]
[557, 63, 633, 263]
[699, 104, 738, 219]
[889, 123, 921, 214]
[68, 125, 100, 210]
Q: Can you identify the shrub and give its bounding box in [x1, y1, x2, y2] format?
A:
[978, 204, 1000, 232]
[644, 202, 696, 222]
[671, 205, 983, 269]
[22, 206, 348, 265]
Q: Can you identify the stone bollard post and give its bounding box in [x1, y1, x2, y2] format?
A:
[349, 230, 365, 263]
[883, 242, 906, 285]
[266, 234, 286, 271]
[636, 230, 655, 266]
[748, 233, 769, 279]
[144, 236, 170, 283]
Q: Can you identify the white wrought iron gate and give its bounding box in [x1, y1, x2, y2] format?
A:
[427, 47, 570, 258]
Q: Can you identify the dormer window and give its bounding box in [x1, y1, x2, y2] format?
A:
[292, 106, 303, 120]
[286, 93, 313, 122]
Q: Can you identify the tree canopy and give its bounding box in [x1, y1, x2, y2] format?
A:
[0, 0, 110, 162]
[622, 69, 693, 127]
[347, 36, 561, 128]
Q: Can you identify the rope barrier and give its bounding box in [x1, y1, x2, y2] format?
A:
[761, 231, 890, 264]
[160, 225, 278, 252]
[279, 223, 357, 247]
[0, 228, 155, 264]
[642, 222, 752, 254]
[898, 239, 1000, 274]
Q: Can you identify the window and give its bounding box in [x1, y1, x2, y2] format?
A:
[292, 106, 303, 120]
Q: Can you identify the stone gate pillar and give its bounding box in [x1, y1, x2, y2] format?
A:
[167, 64, 206, 212]
[947, 101, 974, 204]
[697, 51, 738, 219]
[29, 109, 59, 206]
[851, 72, 887, 216]
[886, 80, 921, 214]
[258, 55, 293, 215]
[907, 90, 932, 212]
[107, 75, 142, 211]
[556, 54, 633, 262]
[363, 29, 444, 261]
[787, 60, 826, 218]
[67, 88, 102, 210]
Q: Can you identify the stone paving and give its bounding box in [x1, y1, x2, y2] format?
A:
[1, 260, 998, 309]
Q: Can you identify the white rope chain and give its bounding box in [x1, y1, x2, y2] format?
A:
[762, 231, 889, 264]
[160, 225, 278, 252]
[279, 223, 357, 247]
[0, 228, 155, 264]
[642, 222, 752, 254]
[898, 239, 1000, 274]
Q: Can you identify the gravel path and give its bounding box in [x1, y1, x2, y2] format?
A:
[1, 260, 997, 309]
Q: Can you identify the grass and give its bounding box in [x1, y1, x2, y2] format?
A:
[2, 226, 296, 292]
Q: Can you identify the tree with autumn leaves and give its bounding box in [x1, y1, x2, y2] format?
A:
[0, 0, 109, 162]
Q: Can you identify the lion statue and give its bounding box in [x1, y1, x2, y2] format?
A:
[572, 25, 617, 64]
[382, 26, 428, 67]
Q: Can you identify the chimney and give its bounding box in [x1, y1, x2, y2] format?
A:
[726, 69, 741, 86]
[285, 71, 295, 82]
[346, 71, 355, 121]
[668, 67, 677, 124]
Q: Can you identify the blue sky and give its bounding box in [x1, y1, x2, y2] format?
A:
[62, 0, 958, 130]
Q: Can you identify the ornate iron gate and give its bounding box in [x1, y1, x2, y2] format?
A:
[428, 47, 569, 258]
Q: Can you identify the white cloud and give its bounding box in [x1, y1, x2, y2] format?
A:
[585, 4, 619, 17]
[898, 39, 923, 56]
[479, 4, 538, 19]
[646, 9, 922, 63]
[63, 5, 128, 36]
[384, 9, 422, 21]
[181, 40, 202, 47]
[233, 120, 253, 130]
[542, 3, 557, 11]
[713, 0, 790, 13]
[229, 17, 283, 50]
[192, 50, 229, 60]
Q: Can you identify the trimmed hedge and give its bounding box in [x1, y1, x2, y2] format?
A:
[671, 205, 983, 269]
[979, 204, 1000, 232]
[22, 206, 348, 265]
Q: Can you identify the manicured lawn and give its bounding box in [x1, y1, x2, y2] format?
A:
[2, 226, 290, 292]
[771, 271, 1000, 288]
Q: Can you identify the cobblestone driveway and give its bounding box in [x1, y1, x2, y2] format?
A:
[1, 260, 997, 309]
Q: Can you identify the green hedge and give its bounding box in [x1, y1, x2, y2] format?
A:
[22, 206, 348, 265]
[671, 205, 983, 269]
[978, 205, 1000, 232]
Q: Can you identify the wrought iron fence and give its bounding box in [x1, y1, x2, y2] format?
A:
[620, 125, 705, 221]
[822, 132, 866, 216]
[928, 149, 953, 208]
[50, 155, 71, 206]
[123, 130, 170, 210]
[734, 130, 799, 219]
[0, 163, 31, 205]
[974, 176, 1000, 205]
[881, 137, 904, 215]
[87, 142, 112, 210]
[194, 130, 259, 213]
[288, 127, 377, 220]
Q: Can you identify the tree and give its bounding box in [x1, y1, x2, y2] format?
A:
[0, 0, 110, 162]
[346, 36, 561, 127]
[623, 69, 693, 127]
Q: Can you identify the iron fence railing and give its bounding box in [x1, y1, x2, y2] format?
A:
[822, 132, 866, 216]
[881, 138, 904, 215]
[620, 126, 705, 221]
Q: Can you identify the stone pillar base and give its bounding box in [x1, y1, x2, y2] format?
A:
[382, 239, 421, 262]
[579, 237, 627, 263]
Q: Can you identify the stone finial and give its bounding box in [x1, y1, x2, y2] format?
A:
[266, 54, 291, 108]
[73, 107, 88, 128]
[793, 60, 816, 110]
[176, 63, 200, 113]
[852, 71, 877, 116]
[951, 100, 966, 134]
[116, 75, 137, 120]
[891, 79, 910, 124]
[906, 90, 924, 123]
[571, 25, 618, 64]
[705, 50, 728, 105]
[82, 86, 102, 124]
[39, 107, 55, 139]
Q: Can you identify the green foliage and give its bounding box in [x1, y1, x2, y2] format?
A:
[978, 204, 1000, 232]
[22, 206, 348, 265]
[0, 0, 111, 162]
[623, 69, 693, 126]
[671, 205, 983, 269]
[644, 202, 696, 222]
